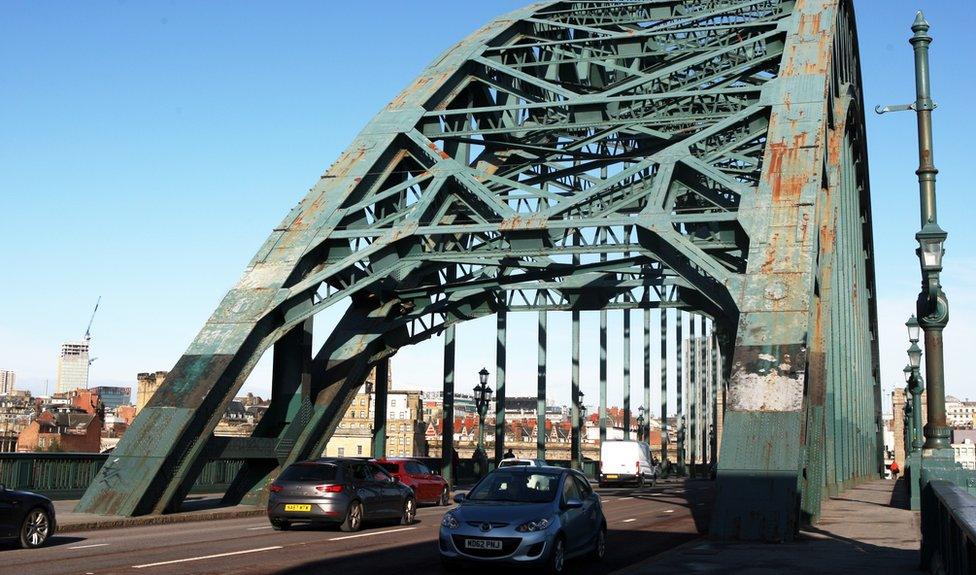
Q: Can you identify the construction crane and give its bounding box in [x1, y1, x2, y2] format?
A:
[84, 296, 101, 343]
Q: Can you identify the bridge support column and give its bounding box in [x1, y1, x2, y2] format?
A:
[571, 308, 581, 469]
[676, 311, 684, 475]
[623, 309, 631, 440]
[494, 311, 506, 465]
[441, 326, 455, 487]
[372, 358, 389, 458]
[642, 308, 650, 443]
[537, 310, 547, 461]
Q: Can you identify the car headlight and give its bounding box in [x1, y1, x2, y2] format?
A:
[515, 518, 551, 532]
[441, 513, 460, 529]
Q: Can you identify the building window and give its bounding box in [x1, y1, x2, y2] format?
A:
[357, 445, 363, 455]
[338, 447, 345, 457]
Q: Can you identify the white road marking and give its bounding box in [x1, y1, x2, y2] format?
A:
[664, 509, 675, 513]
[132, 546, 283, 569]
[328, 527, 416, 541]
[622, 518, 636, 523]
[69, 543, 110, 550]
[247, 525, 274, 531]
[617, 496, 634, 501]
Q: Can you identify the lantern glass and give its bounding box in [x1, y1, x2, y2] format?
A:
[908, 342, 922, 369]
[903, 365, 912, 383]
[478, 368, 489, 385]
[906, 315, 921, 343]
[916, 224, 947, 272]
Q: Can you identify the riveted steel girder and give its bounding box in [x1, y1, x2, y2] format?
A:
[78, 0, 879, 542]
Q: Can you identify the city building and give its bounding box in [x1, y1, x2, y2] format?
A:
[16, 408, 103, 452]
[91, 386, 131, 410]
[136, 371, 168, 413]
[952, 438, 976, 471]
[0, 369, 15, 395]
[945, 396, 976, 429]
[56, 341, 90, 393]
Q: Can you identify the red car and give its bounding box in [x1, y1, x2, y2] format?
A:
[375, 458, 450, 506]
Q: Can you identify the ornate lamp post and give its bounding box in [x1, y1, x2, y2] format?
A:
[878, 13, 950, 453]
[906, 318, 925, 454]
[473, 368, 492, 476]
[637, 406, 646, 442]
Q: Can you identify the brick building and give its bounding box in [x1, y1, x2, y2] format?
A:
[16, 409, 103, 452]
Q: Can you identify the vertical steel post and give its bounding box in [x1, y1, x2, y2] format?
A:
[660, 308, 668, 465]
[623, 308, 631, 440]
[599, 230, 608, 446]
[676, 311, 684, 474]
[689, 316, 697, 474]
[441, 325, 456, 486]
[643, 308, 651, 445]
[700, 315, 707, 466]
[372, 359, 389, 458]
[494, 311, 507, 464]
[572, 307, 581, 468]
[537, 309, 547, 460]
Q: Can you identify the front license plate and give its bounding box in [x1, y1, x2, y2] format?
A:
[465, 539, 502, 550]
[284, 504, 312, 512]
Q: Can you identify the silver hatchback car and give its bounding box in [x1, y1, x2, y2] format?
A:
[439, 466, 605, 574]
[267, 458, 416, 532]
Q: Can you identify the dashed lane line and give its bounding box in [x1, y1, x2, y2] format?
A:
[328, 527, 417, 541]
[622, 518, 636, 523]
[69, 543, 110, 550]
[132, 546, 283, 569]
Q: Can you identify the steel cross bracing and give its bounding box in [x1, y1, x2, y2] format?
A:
[77, 0, 880, 542]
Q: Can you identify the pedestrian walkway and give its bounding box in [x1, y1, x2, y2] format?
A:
[53, 494, 264, 533]
[620, 479, 919, 574]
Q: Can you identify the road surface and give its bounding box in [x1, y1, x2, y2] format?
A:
[1, 480, 712, 575]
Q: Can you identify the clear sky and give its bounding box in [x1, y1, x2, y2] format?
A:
[2, 1, 974, 415]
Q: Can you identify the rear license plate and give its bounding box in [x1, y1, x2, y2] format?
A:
[284, 504, 312, 512]
[606, 474, 618, 479]
[465, 539, 502, 550]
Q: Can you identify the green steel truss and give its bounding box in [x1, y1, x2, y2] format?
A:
[77, 0, 880, 541]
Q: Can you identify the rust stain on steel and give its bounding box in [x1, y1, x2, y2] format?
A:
[428, 142, 450, 160]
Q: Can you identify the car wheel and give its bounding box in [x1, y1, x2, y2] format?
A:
[637, 475, 645, 489]
[438, 486, 450, 506]
[19, 508, 51, 549]
[340, 500, 364, 532]
[589, 525, 607, 561]
[400, 497, 416, 525]
[271, 519, 290, 531]
[546, 536, 566, 574]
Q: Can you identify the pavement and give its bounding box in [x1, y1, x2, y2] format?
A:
[53, 494, 265, 533]
[620, 479, 920, 574]
[0, 480, 711, 575]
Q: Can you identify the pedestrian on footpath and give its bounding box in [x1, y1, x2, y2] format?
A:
[889, 461, 900, 480]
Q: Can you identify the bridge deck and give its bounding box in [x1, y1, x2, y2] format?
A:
[628, 480, 919, 574]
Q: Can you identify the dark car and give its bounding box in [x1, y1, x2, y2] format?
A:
[375, 458, 450, 506]
[267, 458, 416, 532]
[439, 466, 605, 573]
[0, 484, 57, 548]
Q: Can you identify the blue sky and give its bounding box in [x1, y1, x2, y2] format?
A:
[1, 1, 973, 415]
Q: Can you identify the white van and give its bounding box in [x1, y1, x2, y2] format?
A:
[599, 440, 656, 488]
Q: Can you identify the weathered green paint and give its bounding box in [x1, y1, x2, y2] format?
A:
[73, 0, 880, 543]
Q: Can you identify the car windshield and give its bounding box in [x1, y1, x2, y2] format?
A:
[278, 463, 337, 482]
[466, 470, 560, 503]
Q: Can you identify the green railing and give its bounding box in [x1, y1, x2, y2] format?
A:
[921, 480, 976, 574]
[0, 452, 601, 501]
[0, 453, 244, 501]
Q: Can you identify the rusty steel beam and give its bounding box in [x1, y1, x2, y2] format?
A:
[75, 0, 879, 544]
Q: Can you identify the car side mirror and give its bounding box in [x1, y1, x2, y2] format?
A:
[389, 476, 398, 483]
[562, 498, 583, 510]
[453, 493, 465, 504]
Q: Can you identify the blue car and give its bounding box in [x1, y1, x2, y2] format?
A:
[438, 466, 605, 574]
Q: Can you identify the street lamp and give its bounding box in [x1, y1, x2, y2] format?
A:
[906, 315, 921, 344]
[637, 406, 646, 442]
[473, 368, 492, 476]
[878, 12, 953, 454]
